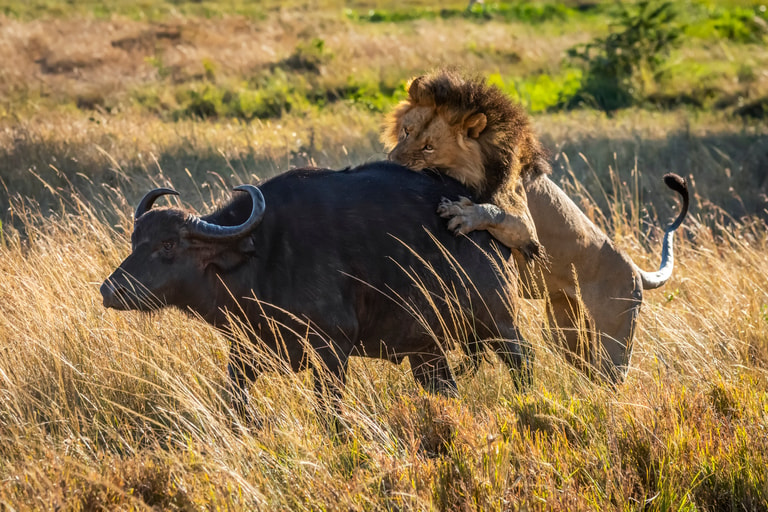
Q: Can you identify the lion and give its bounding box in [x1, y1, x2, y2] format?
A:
[384, 70, 547, 261]
[383, 69, 689, 384]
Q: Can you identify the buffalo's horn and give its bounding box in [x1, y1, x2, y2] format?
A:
[134, 188, 180, 220]
[185, 185, 266, 241]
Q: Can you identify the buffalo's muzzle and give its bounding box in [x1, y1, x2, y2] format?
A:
[101, 279, 127, 310]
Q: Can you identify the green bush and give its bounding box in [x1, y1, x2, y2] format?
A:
[232, 85, 295, 120]
[174, 84, 226, 120]
[338, 77, 407, 113]
[567, 1, 682, 113]
[278, 38, 332, 73]
[344, 7, 441, 23]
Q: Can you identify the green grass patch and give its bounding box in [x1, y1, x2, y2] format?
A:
[173, 80, 304, 121]
[647, 58, 738, 109]
[344, 1, 579, 24]
[685, 3, 768, 43]
[0, 0, 271, 21]
[132, 71, 408, 121]
[487, 69, 583, 113]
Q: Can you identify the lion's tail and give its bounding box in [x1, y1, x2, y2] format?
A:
[636, 173, 689, 290]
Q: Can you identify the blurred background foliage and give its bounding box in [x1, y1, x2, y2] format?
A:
[0, 0, 766, 222]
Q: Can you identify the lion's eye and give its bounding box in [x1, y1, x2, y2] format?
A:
[423, 144, 434, 152]
[401, 127, 409, 140]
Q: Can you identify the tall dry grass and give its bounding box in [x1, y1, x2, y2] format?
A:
[1, 2, 767, 509]
[0, 159, 766, 510]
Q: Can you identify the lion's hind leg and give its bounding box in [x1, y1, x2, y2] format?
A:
[547, 285, 640, 385]
[546, 293, 599, 378]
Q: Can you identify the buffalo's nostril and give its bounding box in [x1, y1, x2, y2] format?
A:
[101, 280, 130, 309]
[100, 281, 114, 303]
[101, 282, 114, 307]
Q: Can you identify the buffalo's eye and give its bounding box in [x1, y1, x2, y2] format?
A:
[423, 144, 434, 152]
[162, 240, 175, 252]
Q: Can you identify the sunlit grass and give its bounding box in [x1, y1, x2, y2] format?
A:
[0, 155, 766, 508]
[1, 1, 767, 508]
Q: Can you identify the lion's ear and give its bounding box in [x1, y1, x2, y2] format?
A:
[464, 113, 487, 139]
[408, 76, 426, 102]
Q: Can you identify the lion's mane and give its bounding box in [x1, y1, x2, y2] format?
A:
[383, 69, 550, 202]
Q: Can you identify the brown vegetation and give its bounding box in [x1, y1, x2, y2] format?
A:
[1, 2, 767, 509]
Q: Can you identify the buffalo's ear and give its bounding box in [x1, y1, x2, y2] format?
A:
[185, 237, 252, 271]
[463, 113, 487, 138]
[211, 237, 255, 270]
[408, 75, 426, 102]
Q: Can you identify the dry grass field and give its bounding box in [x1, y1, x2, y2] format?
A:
[1, 1, 768, 510]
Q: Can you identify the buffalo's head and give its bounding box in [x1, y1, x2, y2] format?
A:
[100, 185, 265, 313]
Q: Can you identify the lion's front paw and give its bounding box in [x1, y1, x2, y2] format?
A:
[437, 196, 489, 236]
[437, 196, 474, 215]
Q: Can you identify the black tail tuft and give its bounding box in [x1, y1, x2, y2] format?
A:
[663, 173, 687, 198]
[662, 173, 689, 230]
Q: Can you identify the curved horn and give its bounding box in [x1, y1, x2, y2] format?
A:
[135, 188, 179, 220]
[185, 185, 266, 241]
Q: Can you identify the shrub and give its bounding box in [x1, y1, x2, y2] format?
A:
[174, 83, 225, 120]
[277, 38, 331, 73]
[567, 1, 682, 113]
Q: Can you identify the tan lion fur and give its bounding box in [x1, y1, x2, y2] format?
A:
[383, 69, 688, 383]
[383, 69, 547, 259]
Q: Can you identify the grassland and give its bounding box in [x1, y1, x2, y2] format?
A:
[1, 1, 768, 510]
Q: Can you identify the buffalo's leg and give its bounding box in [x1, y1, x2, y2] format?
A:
[410, 351, 459, 397]
[471, 312, 532, 390]
[469, 271, 533, 389]
[312, 357, 348, 405]
[455, 337, 485, 376]
[485, 333, 532, 391]
[226, 355, 259, 421]
[311, 340, 350, 434]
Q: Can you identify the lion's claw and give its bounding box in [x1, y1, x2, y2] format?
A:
[520, 240, 550, 267]
[438, 196, 475, 216]
[438, 197, 488, 235]
[447, 216, 472, 235]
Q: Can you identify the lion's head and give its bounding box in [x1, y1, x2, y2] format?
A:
[383, 69, 549, 202]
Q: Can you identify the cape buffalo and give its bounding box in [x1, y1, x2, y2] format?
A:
[101, 162, 529, 413]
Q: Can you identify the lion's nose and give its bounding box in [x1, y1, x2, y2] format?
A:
[387, 147, 401, 162]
